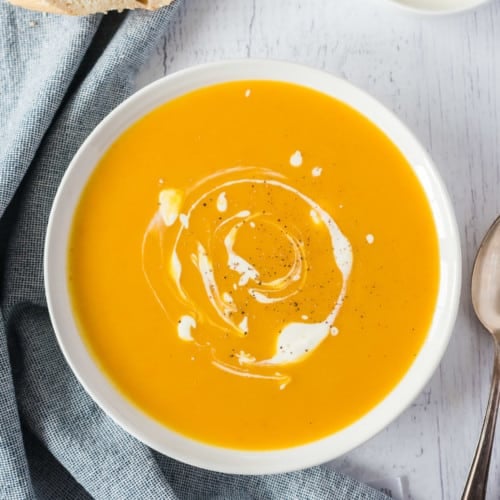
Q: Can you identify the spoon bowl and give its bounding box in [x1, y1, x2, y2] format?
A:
[471, 217, 500, 338]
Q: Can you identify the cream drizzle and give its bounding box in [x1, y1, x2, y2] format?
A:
[178, 315, 196, 341]
[289, 150, 303, 167]
[159, 188, 183, 226]
[223, 216, 259, 287]
[216, 192, 228, 212]
[212, 359, 291, 387]
[179, 213, 189, 228]
[144, 168, 353, 387]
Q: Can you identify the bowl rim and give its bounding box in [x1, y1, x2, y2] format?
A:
[44, 59, 462, 475]
[382, 0, 491, 15]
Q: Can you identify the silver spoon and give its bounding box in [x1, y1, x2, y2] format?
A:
[462, 216, 500, 500]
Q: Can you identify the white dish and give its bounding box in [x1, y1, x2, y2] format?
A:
[44, 60, 461, 475]
[385, 0, 491, 15]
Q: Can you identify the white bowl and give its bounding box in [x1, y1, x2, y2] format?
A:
[384, 0, 491, 15]
[44, 60, 461, 475]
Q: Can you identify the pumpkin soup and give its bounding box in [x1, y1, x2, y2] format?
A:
[68, 81, 439, 450]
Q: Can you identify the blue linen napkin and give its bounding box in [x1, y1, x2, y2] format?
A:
[0, 2, 391, 498]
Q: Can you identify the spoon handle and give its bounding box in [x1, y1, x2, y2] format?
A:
[462, 341, 500, 500]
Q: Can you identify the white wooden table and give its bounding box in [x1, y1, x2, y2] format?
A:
[136, 1, 500, 498]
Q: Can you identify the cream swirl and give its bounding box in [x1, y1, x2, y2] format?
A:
[142, 167, 352, 387]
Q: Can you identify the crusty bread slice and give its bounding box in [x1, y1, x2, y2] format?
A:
[9, 0, 174, 15]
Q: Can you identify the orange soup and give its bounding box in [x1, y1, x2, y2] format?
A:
[68, 81, 439, 450]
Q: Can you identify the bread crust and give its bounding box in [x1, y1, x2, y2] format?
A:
[9, 0, 174, 15]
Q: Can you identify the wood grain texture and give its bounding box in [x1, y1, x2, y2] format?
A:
[136, 1, 500, 498]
